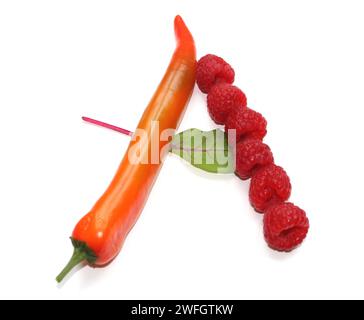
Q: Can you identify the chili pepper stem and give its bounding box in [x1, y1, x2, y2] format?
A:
[56, 238, 97, 283]
[56, 248, 86, 283]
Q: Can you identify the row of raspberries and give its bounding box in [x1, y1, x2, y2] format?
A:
[196, 54, 309, 252]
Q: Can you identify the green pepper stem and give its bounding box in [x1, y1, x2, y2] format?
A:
[56, 248, 86, 283]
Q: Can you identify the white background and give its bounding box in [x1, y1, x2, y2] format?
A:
[0, 0, 363, 300]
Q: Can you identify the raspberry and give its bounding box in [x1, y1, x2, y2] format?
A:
[235, 139, 274, 180]
[264, 203, 309, 252]
[196, 54, 235, 94]
[207, 84, 247, 125]
[225, 107, 267, 143]
[249, 164, 291, 213]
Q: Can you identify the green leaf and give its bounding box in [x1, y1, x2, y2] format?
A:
[170, 128, 235, 174]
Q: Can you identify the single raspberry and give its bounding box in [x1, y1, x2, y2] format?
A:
[196, 54, 235, 94]
[207, 84, 247, 125]
[249, 164, 291, 213]
[235, 139, 274, 180]
[225, 107, 267, 143]
[264, 203, 309, 252]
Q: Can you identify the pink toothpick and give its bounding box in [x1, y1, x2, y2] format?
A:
[82, 117, 133, 137]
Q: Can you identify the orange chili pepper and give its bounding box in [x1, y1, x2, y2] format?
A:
[56, 15, 196, 283]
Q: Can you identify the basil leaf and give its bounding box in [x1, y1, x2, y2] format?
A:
[170, 128, 235, 174]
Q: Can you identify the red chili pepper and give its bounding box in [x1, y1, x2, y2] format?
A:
[56, 16, 196, 283]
